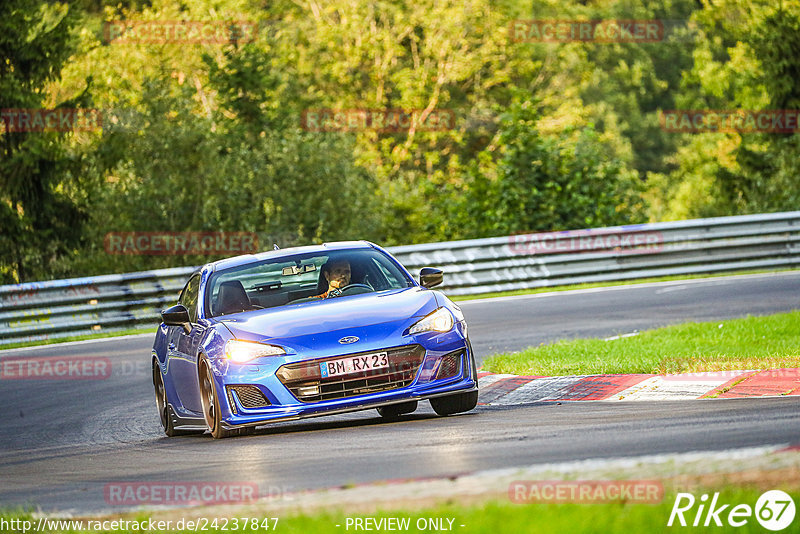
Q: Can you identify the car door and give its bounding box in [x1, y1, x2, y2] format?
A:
[169, 275, 206, 414]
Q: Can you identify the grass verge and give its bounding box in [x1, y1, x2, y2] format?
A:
[0, 327, 156, 351]
[482, 310, 800, 376]
[2, 486, 797, 533]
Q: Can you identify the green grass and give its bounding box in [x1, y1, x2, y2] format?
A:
[275, 491, 799, 534]
[2, 487, 796, 533]
[449, 268, 799, 302]
[482, 310, 800, 376]
[0, 326, 156, 351]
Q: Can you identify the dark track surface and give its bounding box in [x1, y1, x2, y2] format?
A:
[463, 271, 800, 356]
[1, 272, 799, 513]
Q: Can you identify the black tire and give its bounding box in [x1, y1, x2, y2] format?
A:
[430, 390, 478, 416]
[153, 363, 203, 437]
[154, 364, 178, 437]
[237, 426, 257, 436]
[377, 401, 418, 418]
[199, 355, 235, 439]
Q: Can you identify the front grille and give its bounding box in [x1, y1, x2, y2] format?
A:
[436, 350, 463, 380]
[227, 385, 271, 409]
[276, 344, 425, 403]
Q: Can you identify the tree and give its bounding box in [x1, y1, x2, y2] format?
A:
[451, 98, 644, 238]
[649, 0, 800, 219]
[0, 1, 92, 283]
[717, 5, 800, 212]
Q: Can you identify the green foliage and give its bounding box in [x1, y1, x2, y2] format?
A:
[2, 0, 798, 282]
[450, 98, 644, 238]
[651, 0, 800, 220]
[716, 6, 800, 213]
[69, 74, 381, 275]
[0, 1, 92, 283]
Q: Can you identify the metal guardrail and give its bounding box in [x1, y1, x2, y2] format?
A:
[1, 211, 799, 346]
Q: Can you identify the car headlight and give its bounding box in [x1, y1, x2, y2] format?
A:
[225, 340, 285, 363]
[409, 307, 454, 335]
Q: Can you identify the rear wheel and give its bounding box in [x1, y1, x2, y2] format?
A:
[199, 355, 235, 439]
[377, 401, 418, 419]
[430, 390, 478, 416]
[154, 363, 204, 437]
[153, 364, 181, 437]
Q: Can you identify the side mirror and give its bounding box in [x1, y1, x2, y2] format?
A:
[419, 267, 444, 289]
[161, 304, 192, 334]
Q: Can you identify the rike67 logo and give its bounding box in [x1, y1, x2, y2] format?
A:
[668, 490, 796, 531]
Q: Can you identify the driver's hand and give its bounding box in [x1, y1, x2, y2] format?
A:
[329, 279, 343, 289]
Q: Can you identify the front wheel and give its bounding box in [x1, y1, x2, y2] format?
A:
[430, 390, 478, 416]
[199, 355, 235, 439]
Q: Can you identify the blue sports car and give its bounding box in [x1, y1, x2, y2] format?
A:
[151, 241, 478, 438]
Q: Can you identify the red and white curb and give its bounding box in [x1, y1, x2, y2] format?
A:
[476, 369, 800, 405]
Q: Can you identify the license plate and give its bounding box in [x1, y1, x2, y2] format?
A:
[320, 352, 389, 378]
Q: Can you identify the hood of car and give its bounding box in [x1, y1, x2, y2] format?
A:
[217, 287, 439, 343]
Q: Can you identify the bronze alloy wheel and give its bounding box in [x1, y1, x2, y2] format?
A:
[199, 354, 242, 439]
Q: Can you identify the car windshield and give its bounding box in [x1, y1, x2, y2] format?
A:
[205, 248, 414, 317]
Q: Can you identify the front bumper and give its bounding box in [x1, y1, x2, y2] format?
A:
[212, 327, 477, 429]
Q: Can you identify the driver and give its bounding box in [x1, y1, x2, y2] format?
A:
[314, 258, 351, 298]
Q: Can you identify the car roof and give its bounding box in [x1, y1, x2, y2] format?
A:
[205, 241, 377, 272]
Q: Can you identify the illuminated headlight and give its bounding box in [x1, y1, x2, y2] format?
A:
[225, 340, 285, 363]
[409, 308, 454, 335]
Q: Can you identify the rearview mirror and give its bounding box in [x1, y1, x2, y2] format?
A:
[161, 304, 192, 334]
[419, 267, 444, 289]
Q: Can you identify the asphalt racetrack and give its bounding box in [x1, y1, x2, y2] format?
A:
[1, 272, 799, 513]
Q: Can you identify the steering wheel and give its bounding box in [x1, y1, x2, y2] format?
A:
[327, 283, 373, 298]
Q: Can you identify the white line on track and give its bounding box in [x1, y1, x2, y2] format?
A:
[458, 270, 800, 306]
[470, 444, 791, 480]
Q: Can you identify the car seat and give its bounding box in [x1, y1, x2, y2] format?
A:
[216, 280, 253, 315]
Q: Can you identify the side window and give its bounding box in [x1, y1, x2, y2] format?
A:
[370, 258, 400, 290]
[179, 275, 201, 322]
